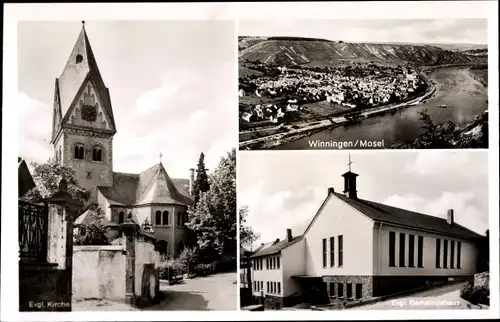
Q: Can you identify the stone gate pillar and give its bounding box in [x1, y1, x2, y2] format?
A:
[42, 178, 82, 311]
[120, 216, 139, 305]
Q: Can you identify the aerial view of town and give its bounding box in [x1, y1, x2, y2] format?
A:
[238, 20, 488, 150]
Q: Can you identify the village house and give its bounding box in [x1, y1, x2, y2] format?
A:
[249, 168, 485, 310]
[50, 22, 195, 257]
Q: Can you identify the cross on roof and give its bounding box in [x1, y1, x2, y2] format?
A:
[348, 153, 353, 172]
[159, 152, 163, 163]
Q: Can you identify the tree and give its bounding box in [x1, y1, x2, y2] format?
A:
[191, 152, 210, 205]
[239, 206, 260, 249]
[74, 204, 110, 246]
[20, 157, 90, 204]
[187, 149, 237, 258]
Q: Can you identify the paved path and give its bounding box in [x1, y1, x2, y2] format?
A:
[150, 271, 237, 311]
[73, 271, 237, 311]
[352, 282, 480, 310]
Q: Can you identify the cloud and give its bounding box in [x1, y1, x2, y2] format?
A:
[18, 92, 52, 163]
[383, 191, 488, 235]
[239, 181, 326, 249]
[404, 151, 474, 176]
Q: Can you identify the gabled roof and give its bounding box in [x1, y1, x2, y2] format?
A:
[53, 24, 116, 142]
[18, 157, 36, 198]
[303, 190, 483, 240]
[74, 208, 114, 226]
[331, 192, 483, 239]
[250, 236, 303, 258]
[98, 163, 193, 207]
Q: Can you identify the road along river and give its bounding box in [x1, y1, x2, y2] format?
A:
[275, 66, 488, 149]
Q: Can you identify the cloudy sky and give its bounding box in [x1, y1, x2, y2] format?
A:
[239, 151, 489, 250]
[18, 21, 236, 178]
[238, 19, 488, 45]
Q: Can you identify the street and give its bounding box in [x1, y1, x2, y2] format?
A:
[352, 282, 479, 310]
[73, 271, 238, 311]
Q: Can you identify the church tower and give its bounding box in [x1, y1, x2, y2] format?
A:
[50, 22, 116, 191]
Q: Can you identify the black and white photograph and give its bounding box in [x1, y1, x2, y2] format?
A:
[16, 21, 237, 311]
[239, 151, 490, 310]
[238, 19, 489, 150]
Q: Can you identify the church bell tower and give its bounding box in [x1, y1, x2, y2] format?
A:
[50, 22, 116, 191]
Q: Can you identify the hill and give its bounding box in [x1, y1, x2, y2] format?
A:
[239, 39, 478, 67]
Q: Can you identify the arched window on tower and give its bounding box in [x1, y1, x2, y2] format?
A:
[92, 146, 103, 161]
[118, 211, 125, 224]
[155, 211, 162, 225]
[162, 211, 169, 225]
[74, 143, 85, 159]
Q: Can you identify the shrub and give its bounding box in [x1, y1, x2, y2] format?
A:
[460, 279, 490, 305]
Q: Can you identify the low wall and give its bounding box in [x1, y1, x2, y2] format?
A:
[72, 245, 126, 301]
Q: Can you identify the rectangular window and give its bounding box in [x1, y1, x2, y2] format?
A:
[278, 282, 281, 294]
[408, 234, 415, 267]
[155, 211, 162, 225]
[417, 236, 424, 268]
[338, 235, 344, 267]
[399, 233, 406, 267]
[260, 259, 263, 270]
[330, 237, 335, 267]
[329, 282, 336, 297]
[322, 238, 327, 267]
[266, 258, 269, 270]
[355, 284, 362, 299]
[267, 281, 269, 293]
[261, 281, 263, 290]
[273, 257, 276, 269]
[436, 239, 441, 268]
[457, 242, 461, 269]
[277, 256, 280, 269]
[338, 283, 344, 298]
[443, 240, 448, 268]
[450, 241, 455, 268]
[274, 282, 277, 293]
[346, 283, 352, 299]
[389, 231, 396, 267]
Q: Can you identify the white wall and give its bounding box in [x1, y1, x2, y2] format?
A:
[304, 194, 375, 276]
[96, 189, 111, 221]
[251, 254, 283, 297]
[375, 224, 478, 276]
[282, 238, 306, 297]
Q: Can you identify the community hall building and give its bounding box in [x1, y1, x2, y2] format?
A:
[249, 168, 485, 309]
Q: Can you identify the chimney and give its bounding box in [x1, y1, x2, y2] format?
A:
[274, 238, 280, 245]
[342, 171, 358, 199]
[446, 209, 454, 225]
[286, 229, 292, 242]
[189, 168, 195, 195]
[328, 187, 335, 195]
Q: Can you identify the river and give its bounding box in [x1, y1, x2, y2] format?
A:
[275, 67, 488, 149]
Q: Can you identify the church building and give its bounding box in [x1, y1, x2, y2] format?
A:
[249, 162, 485, 310]
[51, 22, 195, 257]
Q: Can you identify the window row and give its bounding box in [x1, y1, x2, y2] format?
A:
[389, 231, 424, 268]
[267, 256, 280, 270]
[253, 258, 263, 270]
[329, 282, 362, 300]
[253, 281, 281, 295]
[154, 210, 189, 226]
[73, 143, 104, 161]
[322, 235, 343, 268]
[436, 239, 461, 269]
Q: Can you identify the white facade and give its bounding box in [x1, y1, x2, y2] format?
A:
[375, 224, 478, 276]
[251, 253, 284, 298]
[282, 239, 306, 297]
[304, 194, 375, 277]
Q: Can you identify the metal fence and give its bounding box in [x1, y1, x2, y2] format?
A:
[18, 201, 48, 262]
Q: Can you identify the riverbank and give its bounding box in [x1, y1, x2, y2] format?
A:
[239, 68, 436, 150]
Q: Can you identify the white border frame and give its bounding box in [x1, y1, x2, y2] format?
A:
[3, 1, 499, 321]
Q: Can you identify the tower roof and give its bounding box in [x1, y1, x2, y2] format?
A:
[52, 23, 116, 142]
